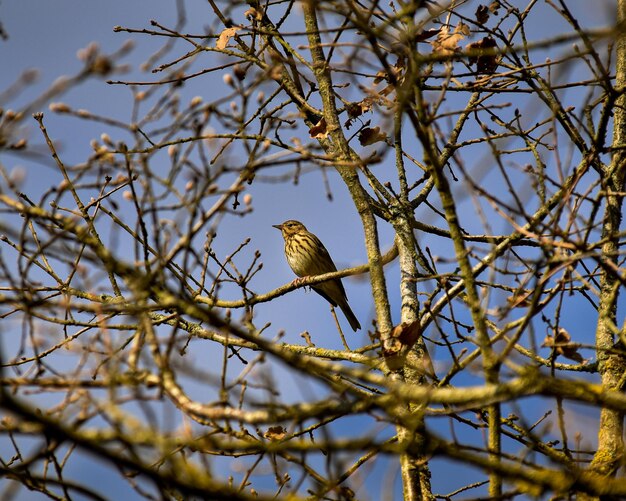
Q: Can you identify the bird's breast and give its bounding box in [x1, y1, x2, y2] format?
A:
[286, 244, 316, 276]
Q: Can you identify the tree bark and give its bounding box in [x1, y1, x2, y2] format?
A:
[581, 0, 626, 497]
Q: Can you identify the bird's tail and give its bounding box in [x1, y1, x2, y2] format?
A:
[340, 302, 361, 332]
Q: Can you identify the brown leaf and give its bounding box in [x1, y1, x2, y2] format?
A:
[348, 98, 373, 118]
[346, 102, 362, 120]
[559, 345, 584, 363]
[358, 126, 387, 146]
[506, 289, 533, 308]
[378, 83, 396, 98]
[373, 58, 404, 84]
[543, 328, 584, 363]
[431, 25, 465, 56]
[382, 321, 431, 374]
[345, 98, 375, 129]
[476, 5, 490, 24]
[456, 21, 471, 36]
[244, 7, 263, 21]
[264, 426, 287, 441]
[489, 0, 501, 14]
[382, 338, 402, 366]
[555, 327, 572, 344]
[216, 27, 241, 50]
[309, 118, 328, 139]
[373, 69, 388, 85]
[467, 37, 499, 74]
[390, 320, 422, 347]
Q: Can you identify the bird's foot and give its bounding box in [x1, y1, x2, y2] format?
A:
[291, 276, 308, 287]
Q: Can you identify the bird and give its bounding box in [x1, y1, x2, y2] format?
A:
[273, 220, 361, 331]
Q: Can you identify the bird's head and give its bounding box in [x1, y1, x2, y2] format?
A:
[272, 220, 307, 238]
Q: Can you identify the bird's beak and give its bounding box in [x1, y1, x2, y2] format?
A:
[272, 224, 283, 230]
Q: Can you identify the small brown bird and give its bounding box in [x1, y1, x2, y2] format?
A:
[273, 220, 361, 331]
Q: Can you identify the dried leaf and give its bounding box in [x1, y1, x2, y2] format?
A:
[543, 328, 584, 363]
[216, 26, 240, 50]
[382, 321, 430, 373]
[358, 126, 387, 146]
[346, 102, 362, 119]
[373, 58, 404, 84]
[390, 320, 421, 347]
[506, 289, 533, 308]
[373, 69, 388, 85]
[349, 98, 373, 118]
[489, 0, 501, 14]
[382, 337, 402, 363]
[264, 426, 287, 441]
[344, 98, 374, 129]
[431, 25, 465, 56]
[244, 7, 263, 21]
[560, 346, 584, 363]
[476, 5, 490, 24]
[467, 36, 499, 74]
[456, 21, 471, 37]
[378, 83, 396, 97]
[309, 118, 328, 139]
[552, 327, 572, 344]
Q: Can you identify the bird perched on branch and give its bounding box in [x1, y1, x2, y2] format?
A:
[273, 220, 361, 332]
